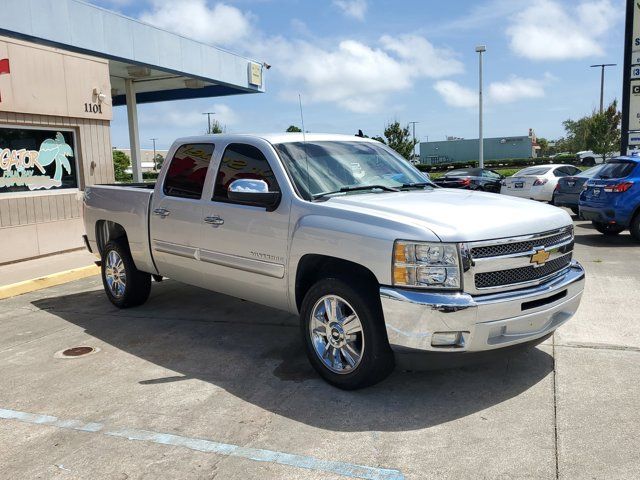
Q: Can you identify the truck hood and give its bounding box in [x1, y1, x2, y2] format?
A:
[324, 189, 571, 242]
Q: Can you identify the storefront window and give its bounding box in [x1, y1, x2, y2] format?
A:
[0, 127, 78, 193]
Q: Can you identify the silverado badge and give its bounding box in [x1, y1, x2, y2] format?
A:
[530, 248, 551, 266]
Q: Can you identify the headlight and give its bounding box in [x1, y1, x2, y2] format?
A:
[393, 241, 461, 289]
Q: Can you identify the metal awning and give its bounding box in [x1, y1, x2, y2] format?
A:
[0, 0, 266, 181]
[0, 0, 265, 104]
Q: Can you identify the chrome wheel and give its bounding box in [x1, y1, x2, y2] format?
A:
[104, 250, 126, 298]
[309, 295, 364, 374]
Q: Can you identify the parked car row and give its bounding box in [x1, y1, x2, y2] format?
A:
[433, 158, 640, 241]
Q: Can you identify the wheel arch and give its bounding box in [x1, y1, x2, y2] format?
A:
[95, 220, 129, 256]
[295, 254, 380, 312]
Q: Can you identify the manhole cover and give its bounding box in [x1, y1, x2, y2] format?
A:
[54, 346, 100, 359]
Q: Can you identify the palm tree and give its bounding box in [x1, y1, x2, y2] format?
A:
[38, 132, 73, 182]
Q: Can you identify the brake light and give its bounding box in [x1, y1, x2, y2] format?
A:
[554, 183, 560, 191]
[603, 181, 633, 193]
[460, 178, 471, 187]
[533, 178, 548, 186]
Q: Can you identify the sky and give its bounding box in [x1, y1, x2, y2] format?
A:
[90, 0, 626, 150]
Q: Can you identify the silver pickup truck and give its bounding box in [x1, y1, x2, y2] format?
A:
[83, 133, 585, 389]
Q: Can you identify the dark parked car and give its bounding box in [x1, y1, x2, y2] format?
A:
[552, 165, 604, 214]
[432, 168, 503, 192]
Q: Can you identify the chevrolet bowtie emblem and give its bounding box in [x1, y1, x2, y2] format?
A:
[530, 248, 550, 266]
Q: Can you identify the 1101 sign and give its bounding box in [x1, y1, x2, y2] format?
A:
[84, 103, 103, 114]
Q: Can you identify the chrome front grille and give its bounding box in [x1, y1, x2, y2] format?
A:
[470, 228, 573, 258]
[463, 226, 574, 295]
[475, 253, 572, 289]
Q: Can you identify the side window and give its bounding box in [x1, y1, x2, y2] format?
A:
[554, 167, 569, 177]
[569, 167, 582, 175]
[213, 143, 278, 201]
[163, 143, 214, 199]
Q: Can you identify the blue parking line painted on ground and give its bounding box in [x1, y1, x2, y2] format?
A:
[0, 407, 404, 480]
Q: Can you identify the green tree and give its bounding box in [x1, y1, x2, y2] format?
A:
[112, 150, 131, 182]
[286, 125, 302, 132]
[536, 137, 549, 156]
[153, 153, 165, 170]
[561, 117, 592, 153]
[370, 135, 386, 144]
[382, 121, 417, 160]
[586, 100, 621, 161]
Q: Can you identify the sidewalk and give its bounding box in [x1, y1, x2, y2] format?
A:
[0, 249, 99, 297]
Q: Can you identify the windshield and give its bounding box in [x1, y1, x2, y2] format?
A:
[596, 160, 637, 179]
[274, 141, 431, 200]
[515, 167, 551, 176]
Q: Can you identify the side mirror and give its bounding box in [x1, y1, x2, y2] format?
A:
[227, 179, 281, 211]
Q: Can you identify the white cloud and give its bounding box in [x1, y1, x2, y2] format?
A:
[332, 0, 367, 20]
[261, 34, 463, 113]
[434, 81, 478, 108]
[506, 0, 618, 60]
[435, 75, 548, 107]
[488, 76, 545, 103]
[140, 1, 252, 47]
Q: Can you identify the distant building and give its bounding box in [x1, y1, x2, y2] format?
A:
[420, 131, 538, 165]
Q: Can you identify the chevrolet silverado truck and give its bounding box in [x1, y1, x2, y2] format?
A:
[83, 134, 585, 389]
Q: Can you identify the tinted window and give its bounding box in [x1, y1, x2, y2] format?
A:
[553, 167, 572, 177]
[516, 167, 550, 176]
[163, 143, 214, 199]
[580, 165, 604, 178]
[214, 143, 278, 200]
[597, 160, 637, 179]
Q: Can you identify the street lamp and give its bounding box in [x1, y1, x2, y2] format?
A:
[408, 121, 419, 159]
[590, 64, 616, 113]
[150, 138, 158, 171]
[475, 45, 486, 169]
[202, 112, 216, 134]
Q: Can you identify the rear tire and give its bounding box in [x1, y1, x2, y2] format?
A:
[571, 207, 580, 215]
[300, 277, 394, 390]
[592, 222, 625, 236]
[101, 240, 151, 308]
[582, 157, 596, 167]
[630, 214, 640, 242]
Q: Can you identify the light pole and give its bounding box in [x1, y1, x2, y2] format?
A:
[150, 138, 158, 171]
[590, 63, 616, 113]
[202, 112, 215, 134]
[408, 121, 419, 158]
[475, 45, 486, 169]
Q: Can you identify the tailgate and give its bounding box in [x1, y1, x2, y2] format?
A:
[581, 180, 618, 207]
[558, 177, 587, 194]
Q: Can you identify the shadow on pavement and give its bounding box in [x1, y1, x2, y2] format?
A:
[32, 281, 554, 433]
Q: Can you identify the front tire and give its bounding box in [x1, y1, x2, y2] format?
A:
[300, 278, 394, 389]
[101, 240, 151, 308]
[592, 222, 625, 236]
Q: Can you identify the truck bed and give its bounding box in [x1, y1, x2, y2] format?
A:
[83, 184, 157, 274]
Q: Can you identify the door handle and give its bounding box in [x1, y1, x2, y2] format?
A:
[153, 208, 170, 218]
[204, 216, 224, 227]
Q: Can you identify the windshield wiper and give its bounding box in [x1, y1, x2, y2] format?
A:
[313, 184, 399, 199]
[400, 181, 436, 189]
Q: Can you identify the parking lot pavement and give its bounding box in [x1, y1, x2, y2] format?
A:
[0, 212, 638, 479]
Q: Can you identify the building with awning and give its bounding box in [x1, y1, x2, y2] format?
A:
[0, 0, 265, 263]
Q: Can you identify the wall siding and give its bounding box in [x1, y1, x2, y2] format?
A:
[0, 111, 112, 230]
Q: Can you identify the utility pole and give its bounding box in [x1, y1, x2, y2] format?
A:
[408, 121, 419, 158]
[475, 45, 486, 169]
[590, 64, 616, 113]
[202, 112, 215, 134]
[150, 138, 158, 171]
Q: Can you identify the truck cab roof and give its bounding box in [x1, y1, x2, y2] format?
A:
[170, 133, 379, 147]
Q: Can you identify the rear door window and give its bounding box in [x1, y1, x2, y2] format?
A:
[597, 160, 637, 179]
[163, 143, 215, 199]
[213, 143, 278, 201]
[516, 167, 550, 176]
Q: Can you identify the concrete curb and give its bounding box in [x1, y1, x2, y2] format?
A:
[0, 265, 100, 300]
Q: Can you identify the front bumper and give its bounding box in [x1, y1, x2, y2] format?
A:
[380, 261, 585, 353]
